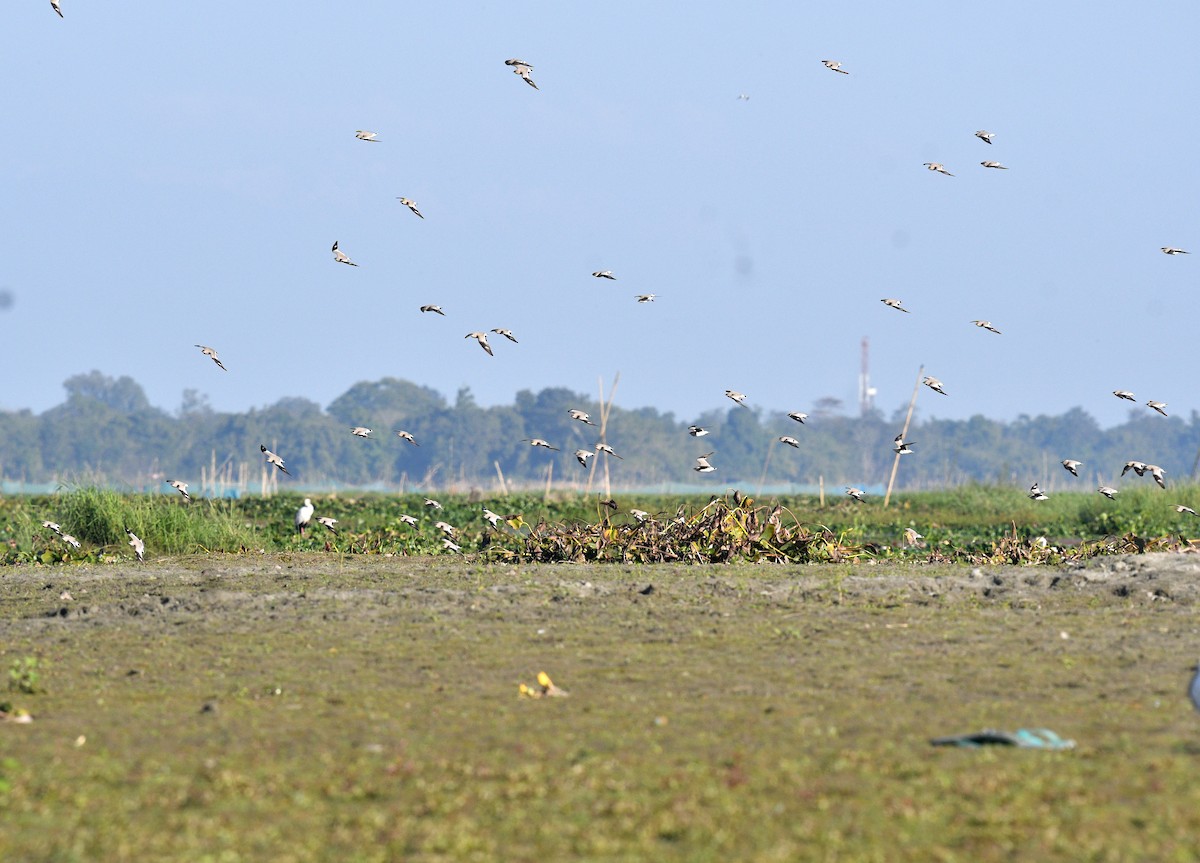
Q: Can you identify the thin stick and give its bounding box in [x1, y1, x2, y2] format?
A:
[544, 460, 554, 502]
[756, 439, 775, 498]
[494, 460, 509, 496]
[819, 475, 825, 508]
[883, 364, 924, 508]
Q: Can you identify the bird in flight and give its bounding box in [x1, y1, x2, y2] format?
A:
[165, 479, 190, 501]
[506, 59, 538, 89]
[1147, 400, 1169, 416]
[1121, 460, 1147, 477]
[1028, 483, 1049, 501]
[490, 328, 518, 343]
[975, 130, 995, 144]
[725, 389, 749, 407]
[1162, 247, 1190, 255]
[41, 520, 62, 534]
[971, 320, 1002, 334]
[355, 130, 381, 142]
[821, 60, 849, 74]
[295, 498, 314, 535]
[631, 509, 651, 522]
[845, 487, 866, 502]
[483, 508, 503, 527]
[881, 298, 909, 313]
[260, 445, 290, 475]
[51, 0, 63, 17]
[981, 161, 1008, 169]
[522, 438, 560, 451]
[397, 197, 423, 218]
[688, 425, 710, 437]
[332, 241, 358, 266]
[595, 443, 623, 459]
[574, 449, 595, 468]
[317, 517, 338, 534]
[694, 453, 716, 473]
[1061, 459, 1082, 477]
[635, 294, 657, 303]
[923, 163, 954, 176]
[779, 436, 800, 449]
[465, 332, 494, 356]
[592, 270, 616, 280]
[922, 376, 948, 396]
[1175, 505, 1198, 516]
[398, 514, 418, 526]
[395, 430, 419, 446]
[893, 434, 915, 455]
[419, 304, 445, 316]
[125, 528, 144, 562]
[1148, 465, 1167, 489]
[1098, 486, 1119, 500]
[194, 345, 227, 371]
[1113, 390, 1136, 401]
[350, 427, 373, 438]
[568, 409, 596, 425]
[788, 412, 808, 424]
[424, 498, 442, 510]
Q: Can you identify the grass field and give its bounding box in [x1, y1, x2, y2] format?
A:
[4, 554, 1200, 861]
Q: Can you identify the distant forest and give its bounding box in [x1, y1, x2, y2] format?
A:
[2, 371, 1197, 494]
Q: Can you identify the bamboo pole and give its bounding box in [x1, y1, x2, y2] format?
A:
[883, 364, 924, 508]
[586, 372, 620, 497]
[756, 439, 775, 498]
[544, 461, 554, 502]
[819, 475, 825, 507]
[494, 460, 509, 496]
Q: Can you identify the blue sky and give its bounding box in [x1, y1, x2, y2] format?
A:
[4, 2, 1198, 429]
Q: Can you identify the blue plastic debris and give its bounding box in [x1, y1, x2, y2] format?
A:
[930, 728, 1075, 749]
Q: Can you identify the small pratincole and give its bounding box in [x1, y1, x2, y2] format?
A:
[574, 449, 594, 468]
[922, 376, 948, 396]
[981, 161, 1008, 169]
[465, 331, 494, 356]
[893, 433, 915, 455]
[1061, 459, 1082, 477]
[1147, 400, 1169, 417]
[506, 59, 538, 89]
[165, 479, 190, 501]
[971, 320, 1002, 334]
[821, 60, 849, 74]
[694, 453, 716, 473]
[490, 328, 518, 343]
[397, 197, 423, 218]
[568, 409, 595, 425]
[1162, 247, 1190, 255]
[688, 425, 710, 437]
[260, 444, 290, 475]
[1098, 486, 1119, 500]
[881, 298, 909, 313]
[845, 487, 866, 502]
[595, 443, 623, 459]
[194, 344, 227, 370]
[1029, 483, 1049, 501]
[419, 304, 445, 315]
[317, 517, 338, 534]
[125, 528, 144, 561]
[1113, 390, 1136, 401]
[923, 162, 954, 176]
[592, 270, 616, 280]
[975, 130, 995, 144]
[521, 438, 560, 451]
[725, 389, 748, 407]
[349, 427, 372, 438]
[332, 240, 358, 266]
[779, 436, 800, 449]
[354, 130, 381, 142]
[788, 412, 808, 424]
[395, 430, 419, 446]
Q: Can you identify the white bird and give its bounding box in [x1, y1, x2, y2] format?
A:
[688, 425, 710, 437]
[595, 443, 623, 459]
[194, 344, 227, 371]
[1098, 486, 1119, 500]
[522, 438, 560, 451]
[1174, 505, 1198, 516]
[125, 528, 144, 561]
[787, 412, 808, 424]
[397, 197, 423, 218]
[60, 533, 81, 549]
[635, 294, 657, 303]
[893, 434, 915, 455]
[1162, 247, 1190, 255]
[51, 0, 63, 17]
[1113, 390, 1136, 401]
[395, 430, 419, 446]
[260, 444, 290, 475]
[398, 514, 419, 526]
[508, 61, 538, 89]
[725, 390, 749, 407]
[1147, 400, 1169, 417]
[41, 520, 62, 535]
[923, 162, 954, 176]
[350, 427, 373, 438]
[165, 479, 190, 501]
[971, 320, 1002, 334]
[1148, 465, 1167, 489]
[574, 449, 595, 468]
[434, 521, 456, 537]
[592, 270, 616, 280]
[881, 298, 909, 313]
[568, 409, 596, 425]
[420, 304, 445, 315]
[465, 332, 494, 356]
[821, 60, 849, 74]
[424, 498, 442, 510]
[779, 436, 800, 448]
[483, 508, 503, 527]
[441, 538, 462, 552]
[332, 240, 358, 266]
[694, 453, 716, 473]
[295, 498, 314, 535]
[491, 328, 518, 343]
[922, 376, 949, 396]
[355, 130, 381, 142]
[1029, 483, 1049, 501]
[317, 517, 338, 534]
[975, 130, 995, 144]
[845, 487, 866, 502]
[981, 161, 1008, 169]
[1061, 459, 1082, 477]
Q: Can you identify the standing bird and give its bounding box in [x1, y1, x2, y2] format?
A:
[971, 320, 1002, 334]
[845, 487, 866, 502]
[1162, 247, 1190, 255]
[725, 389, 749, 407]
[1061, 459, 1083, 477]
[350, 427, 373, 438]
[491, 328, 519, 343]
[779, 436, 800, 449]
[317, 517, 338, 534]
[397, 197, 424, 218]
[574, 449, 594, 468]
[419, 304, 445, 316]
[354, 130, 381, 142]
[694, 453, 716, 473]
[125, 528, 144, 562]
[194, 344, 227, 371]
[881, 298, 909, 313]
[506, 59, 538, 89]
[688, 425, 710, 437]
[975, 130, 995, 144]
[922, 376, 949, 396]
[923, 162, 954, 176]
[260, 444, 290, 475]
[51, 0, 63, 16]
[332, 241, 358, 266]
[592, 270, 616, 280]
[1147, 400, 1169, 417]
[821, 60, 849, 74]
[295, 498, 314, 535]
[395, 430, 419, 446]
[568, 409, 596, 425]
[165, 479, 191, 502]
[465, 332, 494, 356]
[1029, 483, 1049, 501]
[1113, 390, 1136, 401]
[981, 161, 1008, 169]
[1098, 486, 1119, 500]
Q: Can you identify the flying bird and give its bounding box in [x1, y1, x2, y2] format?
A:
[491, 328, 518, 343]
[1148, 465, 1167, 489]
[41, 520, 62, 535]
[922, 376, 948, 396]
[295, 498, 314, 535]
[1061, 459, 1082, 477]
[981, 161, 1008, 169]
[1029, 483, 1049, 501]
[845, 487, 866, 502]
[260, 445, 290, 475]
[893, 434, 915, 455]
[125, 528, 144, 561]
[350, 427, 372, 438]
[505, 58, 533, 68]
[635, 294, 657, 303]
[419, 305, 445, 315]
[51, 0, 63, 17]
[1174, 505, 1198, 516]
[923, 162, 954, 176]
[688, 425, 710, 437]
[194, 345, 227, 371]
[694, 453, 716, 473]
[779, 436, 800, 449]
[482, 508, 503, 527]
[465, 332, 494, 356]
[820, 60, 849, 74]
[971, 320, 1002, 334]
[316, 516, 338, 534]
[881, 298, 909, 313]
[397, 197, 423, 218]
[398, 514, 419, 526]
[395, 430, 419, 446]
[568, 409, 596, 425]
[592, 271, 616, 280]
[595, 443, 623, 459]
[903, 527, 925, 547]
[787, 412, 808, 424]
[434, 521, 456, 537]
[1113, 390, 1136, 401]
[424, 498, 442, 510]
[725, 390, 748, 407]
[1162, 247, 1190, 255]
[354, 130, 381, 142]
[574, 449, 595, 468]
[1098, 486, 1119, 500]
[975, 130, 995, 144]
[1122, 461, 1147, 477]
[507, 60, 538, 89]
[1147, 400, 1169, 416]
[60, 533, 81, 549]
[522, 438, 560, 451]
[332, 241, 358, 266]
[165, 479, 190, 501]
[441, 538, 462, 552]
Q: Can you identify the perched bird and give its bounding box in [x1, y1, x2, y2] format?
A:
[491, 328, 518, 343]
[508, 60, 538, 89]
[922, 376, 949, 396]
[1029, 483, 1049, 501]
[788, 412, 808, 424]
[635, 294, 657, 303]
[350, 427, 373, 438]
[395, 430, 419, 446]
[295, 498, 314, 535]
[923, 162, 954, 176]
[821, 60, 849, 74]
[779, 436, 800, 448]
[332, 240, 358, 266]
[482, 508, 502, 527]
[165, 479, 190, 502]
[1061, 459, 1082, 477]
[465, 331, 494, 356]
[574, 449, 595, 468]
[398, 514, 419, 526]
[630, 509, 651, 523]
[434, 521, 456, 537]
[1174, 505, 1198, 516]
[1148, 465, 1167, 489]
[592, 270, 616, 280]
[1147, 400, 1169, 417]
[1162, 247, 1190, 255]
[125, 528, 144, 562]
[41, 520, 62, 534]
[522, 438, 560, 451]
[971, 320, 1002, 334]
[975, 130, 995, 144]
[1113, 390, 1136, 401]
[354, 130, 381, 142]
[694, 453, 716, 473]
[595, 443, 623, 459]
[688, 425, 710, 437]
[424, 498, 442, 510]
[316, 517, 338, 534]
[1098, 486, 1119, 500]
[397, 197, 423, 218]
[845, 487, 866, 502]
[568, 409, 596, 425]
[60, 533, 81, 549]
[194, 345, 227, 371]
[981, 161, 1008, 169]
[881, 298, 909, 313]
[725, 389, 749, 407]
[420, 304, 445, 315]
[893, 434, 915, 455]
[260, 444, 290, 475]
[1122, 461, 1147, 477]
[51, 0, 63, 17]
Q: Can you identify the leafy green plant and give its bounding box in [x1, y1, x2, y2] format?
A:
[8, 657, 41, 695]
